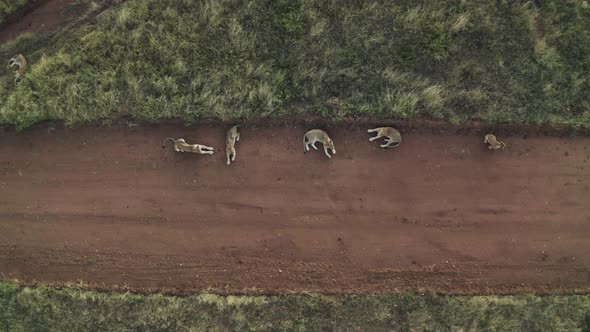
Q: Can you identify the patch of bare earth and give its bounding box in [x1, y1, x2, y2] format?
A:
[0, 0, 121, 45]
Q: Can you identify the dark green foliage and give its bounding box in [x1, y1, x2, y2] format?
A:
[0, 284, 589, 331]
[0, 0, 589, 129]
[0, 0, 30, 24]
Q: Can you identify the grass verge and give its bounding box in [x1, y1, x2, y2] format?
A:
[0, 283, 589, 331]
[0, 0, 589, 129]
[0, 0, 33, 25]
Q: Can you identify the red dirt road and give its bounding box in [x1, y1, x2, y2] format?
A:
[0, 123, 589, 294]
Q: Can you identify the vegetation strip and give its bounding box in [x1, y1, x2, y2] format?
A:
[1, 0, 589, 129]
[0, 283, 589, 331]
[0, 0, 35, 25]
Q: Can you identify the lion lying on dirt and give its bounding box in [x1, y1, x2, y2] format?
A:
[162, 138, 215, 154]
[368, 127, 402, 148]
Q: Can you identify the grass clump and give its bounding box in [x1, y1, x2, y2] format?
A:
[0, 284, 589, 331]
[0, 0, 589, 129]
[0, 0, 31, 25]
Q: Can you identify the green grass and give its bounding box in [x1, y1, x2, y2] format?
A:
[0, 0, 32, 25]
[0, 283, 588, 331]
[0, 0, 589, 129]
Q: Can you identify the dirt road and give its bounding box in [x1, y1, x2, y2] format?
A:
[0, 123, 588, 294]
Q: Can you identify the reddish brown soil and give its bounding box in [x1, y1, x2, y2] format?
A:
[0, 123, 589, 295]
[0, 0, 120, 45]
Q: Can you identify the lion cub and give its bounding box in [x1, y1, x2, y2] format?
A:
[225, 123, 244, 165]
[368, 127, 402, 148]
[303, 129, 336, 159]
[9, 54, 27, 83]
[484, 134, 507, 150]
[162, 137, 215, 154]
